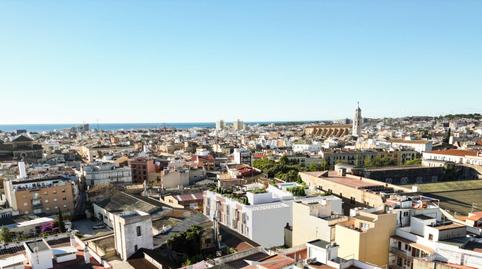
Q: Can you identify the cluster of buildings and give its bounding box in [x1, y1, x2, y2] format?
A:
[0, 109, 481, 269]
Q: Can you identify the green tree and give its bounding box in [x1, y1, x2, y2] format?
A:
[0, 227, 12, 244]
[404, 158, 422, 166]
[279, 156, 289, 165]
[364, 156, 396, 168]
[284, 170, 300, 182]
[252, 158, 275, 171]
[167, 225, 203, 259]
[307, 163, 319, 171]
[287, 186, 306, 196]
[56, 209, 66, 233]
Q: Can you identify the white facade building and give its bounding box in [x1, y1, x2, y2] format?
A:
[292, 143, 322, 153]
[389, 214, 482, 269]
[113, 211, 154, 261]
[24, 239, 53, 269]
[422, 149, 482, 167]
[203, 186, 294, 248]
[391, 139, 433, 153]
[80, 162, 132, 186]
[233, 148, 251, 165]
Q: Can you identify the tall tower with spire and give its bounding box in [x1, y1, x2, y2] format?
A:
[352, 102, 362, 137]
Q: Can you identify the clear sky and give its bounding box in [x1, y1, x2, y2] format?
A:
[1, 1, 481, 124]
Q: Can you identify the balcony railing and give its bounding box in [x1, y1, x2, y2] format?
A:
[390, 247, 412, 259]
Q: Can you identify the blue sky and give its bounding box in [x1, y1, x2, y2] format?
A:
[1, 1, 481, 124]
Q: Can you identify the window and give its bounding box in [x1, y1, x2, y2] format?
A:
[63, 197, 67, 200]
[136, 226, 141, 236]
[134, 245, 138, 252]
[428, 234, 434, 240]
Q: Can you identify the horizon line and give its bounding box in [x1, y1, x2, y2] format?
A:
[0, 112, 479, 126]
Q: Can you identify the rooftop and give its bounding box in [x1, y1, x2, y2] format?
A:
[432, 222, 465, 231]
[95, 191, 162, 215]
[307, 239, 331, 249]
[391, 139, 431, 144]
[25, 239, 50, 252]
[461, 240, 482, 253]
[322, 171, 384, 189]
[429, 149, 479, 157]
[243, 254, 295, 269]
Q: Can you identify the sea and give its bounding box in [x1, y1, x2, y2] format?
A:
[0, 121, 318, 133]
[0, 123, 216, 132]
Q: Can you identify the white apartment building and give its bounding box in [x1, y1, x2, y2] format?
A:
[24, 239, 53, 269]
[384, 194, 442, 228]
[391, 139, 433, 153]
[292, 143, 322, 153]
[389, 214, 482, 269]
[203, 186, 294, 248]
[113, 211, 154, 261]
[233, 148, 251, 165]
[422, 149, 482, 167]
[80, 162, 132, 186]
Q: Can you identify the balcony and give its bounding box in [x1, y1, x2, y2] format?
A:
[390, 247, 412, 259]
[32, 198, 42, 207]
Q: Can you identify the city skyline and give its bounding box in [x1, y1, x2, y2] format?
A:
[1, 2, 482, 269]
[1, 1, 482, 124]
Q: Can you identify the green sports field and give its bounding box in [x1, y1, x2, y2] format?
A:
[407, 180, 482, 215]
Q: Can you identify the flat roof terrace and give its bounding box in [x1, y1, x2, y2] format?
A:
[324, 172, 383, 189]
[25, 239, 50, 252]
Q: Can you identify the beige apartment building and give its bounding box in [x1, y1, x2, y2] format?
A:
[3, 177, 75, 215]
[335, 211, 397, 267]
[291, 196, 346, 247]
[299, 170, 412, 208]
